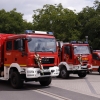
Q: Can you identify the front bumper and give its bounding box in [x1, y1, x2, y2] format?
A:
[69, 64, 92, 71]
[25, 66, 59, 78]
[69, 64, 88, 71]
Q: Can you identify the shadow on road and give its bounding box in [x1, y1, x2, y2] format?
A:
[87, 72, 100, 75]
[0, 75, 88, 91]
[53, 75, 86, 80]
[0, 80, 50, 91]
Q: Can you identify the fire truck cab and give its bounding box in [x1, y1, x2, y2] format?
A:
[0, 30, 59, 88]
[92, 50, 100, 73]
[57, 41, 92, 79]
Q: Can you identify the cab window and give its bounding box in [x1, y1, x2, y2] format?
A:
[14, 39, 25, 50]
[92, 53, 100, 60]
[6, 41, 12, 51]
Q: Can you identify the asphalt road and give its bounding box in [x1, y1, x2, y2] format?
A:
[0, 72, 100, 100]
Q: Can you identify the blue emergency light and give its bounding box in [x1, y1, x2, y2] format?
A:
[84, 41, 88, 44]
[70, 40, 89, 44]
[77, 41, 83, 44]
[47, 32, 53, 35]
[70, 41, 77, 44]
[93, 50, 100, 52]
[25, 30, 33, 33]
[25, 30, 53, 35]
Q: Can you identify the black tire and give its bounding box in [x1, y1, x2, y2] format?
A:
[39, 77, 52, 86]
[10, 71, 23, 89]
[87, 70, 92, 74]
[98, 67, 100, 74]
[60, 67, 69, 79]
[78, 71, 87, 78]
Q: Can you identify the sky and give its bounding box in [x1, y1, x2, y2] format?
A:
[0, 0, 96, 22]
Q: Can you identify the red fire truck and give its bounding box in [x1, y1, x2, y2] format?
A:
[57, 41, 92, 79]
[92, 50, 100, 73]
[0, 30, 59, 88]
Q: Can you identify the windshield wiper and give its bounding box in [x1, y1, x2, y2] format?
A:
[46, 50, 54, 53]
[36, 50, 44, 52]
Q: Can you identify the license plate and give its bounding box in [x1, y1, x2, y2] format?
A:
[43, 69, 50, 72]
[81, 66, 87, 68]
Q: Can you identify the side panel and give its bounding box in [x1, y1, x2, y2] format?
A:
[0, 34, 15, 68]
[0, 36, 3, 67]
[0, 35, 6, 67]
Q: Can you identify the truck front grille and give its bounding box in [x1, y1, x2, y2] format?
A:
[82, 61, 88, 66]
[40, 72, 51, 75]
[41, 58, 54, 64]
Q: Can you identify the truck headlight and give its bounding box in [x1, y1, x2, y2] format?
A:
[27, 71, 34, 73]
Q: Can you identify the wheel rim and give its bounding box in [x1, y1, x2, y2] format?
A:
[61, 69, 66, 78]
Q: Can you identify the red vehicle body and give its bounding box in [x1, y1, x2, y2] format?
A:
[0, 30, 59, 88]
[92, 50, 100, 73]
[57, 41, 92, 79]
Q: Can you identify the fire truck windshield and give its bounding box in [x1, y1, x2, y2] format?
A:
[73, 45, 90, 54]
[28, 38, 56, 52]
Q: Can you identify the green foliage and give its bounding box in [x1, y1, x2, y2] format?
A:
[0, 0, 100, 50]
[32, 3, 81, 42]
[0, 8, 33, 34]
[78, 0, 100, 49]
[23, 21, 34, 31]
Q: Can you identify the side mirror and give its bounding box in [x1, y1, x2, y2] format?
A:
[89, 46, 93, 53]
[26, 37, 32, 42]
[97, 56, 100, 61]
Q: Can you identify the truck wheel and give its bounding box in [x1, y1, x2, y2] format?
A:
[60, 67, 69, 79]
[98, 67, 100, 74]
[10, 71, 23, 89]
[78, 72, 87, 78]
[39, 77, 52, 86]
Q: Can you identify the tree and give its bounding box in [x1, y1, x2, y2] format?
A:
[77, 0, 100, 49]
[23, 21, 34, 31]
[0, 8, 26, 33]
[32, 3, 80, 42]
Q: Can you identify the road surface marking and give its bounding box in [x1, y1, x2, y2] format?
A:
[32, 89, 71, 100]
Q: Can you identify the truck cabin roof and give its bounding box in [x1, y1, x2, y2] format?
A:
[6, 33, 55, 40]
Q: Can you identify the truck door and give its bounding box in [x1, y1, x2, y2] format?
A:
[12, 38, 27, 67]
[63, 45, 73, 64]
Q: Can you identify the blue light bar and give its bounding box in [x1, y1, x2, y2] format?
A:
[47, 32, 53, 35]
[25, 30, 33, 33]
[25, 30, 53, 35]
[84, 41, 88, 44]
[77, 41, 83, 44]
[93, 50, 100, 52]
[70, 41, 77, 44]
